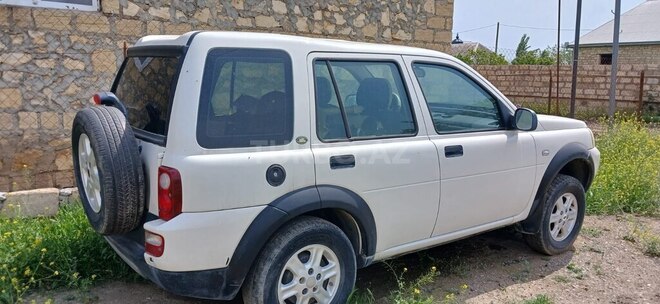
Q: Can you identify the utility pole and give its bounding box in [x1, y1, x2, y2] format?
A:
[556, 0, 561, 115]
[608, 0, 622, 120]
[569, 0, 583, 118]
[495, 22, 500, 53]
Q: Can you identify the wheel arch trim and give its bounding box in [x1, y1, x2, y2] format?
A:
[223, 185, 376, 291]
[519, 142, 594, 234]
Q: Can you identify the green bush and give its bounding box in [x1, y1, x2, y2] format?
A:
[0, 203, 139, 303]
[587, 114, 660, 215]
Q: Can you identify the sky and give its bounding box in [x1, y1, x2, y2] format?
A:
[453, 0, 646, 52]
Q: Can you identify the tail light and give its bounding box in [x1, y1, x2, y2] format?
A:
[158, 166, 182, 221]
[145, 231, 164, 257]
[93, 94, 101, 105]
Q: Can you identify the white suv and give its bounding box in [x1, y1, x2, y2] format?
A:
[71, 31, 600, 303]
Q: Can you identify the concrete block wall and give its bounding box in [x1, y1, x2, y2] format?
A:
[472, 64, 660, 110]
[0, 0, 454, 191]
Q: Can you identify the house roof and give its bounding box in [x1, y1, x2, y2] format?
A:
[579, 0, 660, 47]
[449, 42, 493, 55]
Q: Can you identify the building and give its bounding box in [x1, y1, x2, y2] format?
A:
[578, 0, 660, 66]
[0, 0, 455, 191]
[449, 40, 494, 57]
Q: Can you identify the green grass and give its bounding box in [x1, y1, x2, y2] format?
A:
[348, 288, 376, 304]
[581, 227, 603, 238]
[0, 203, 139, 303]
[624, 221, 660, 257]
[587, 114, 660, 215]
[522, 294, 553, 304]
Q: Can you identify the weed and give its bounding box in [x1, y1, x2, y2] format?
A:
[625, 221, 660, 257]
[510, 260, 531, 282]
[348, 288, 375, 304]
[592, 264, 604, 276]
[552, 275, 570, 283]
[581, 227, 603, 238]
[0, 203, 140, 303]
[587, 114, 660, 216]
[586, 246, 604, 254]
[566, 263, 586, 280]
[385, 263, 438, 304]
[523, 294, 553, 304]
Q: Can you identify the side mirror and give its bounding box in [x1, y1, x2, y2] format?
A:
[513, 108, 538, 131]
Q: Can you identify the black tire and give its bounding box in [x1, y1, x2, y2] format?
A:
[71, 106, 145, 235]
[524, 174, 586, 255]
[242, 216, 356, 304]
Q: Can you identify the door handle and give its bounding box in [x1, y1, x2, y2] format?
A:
[444, 145, 463, 158]
[330, 154, 355, 169]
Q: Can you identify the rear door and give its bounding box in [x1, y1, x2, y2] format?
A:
[309, 53, 440, 252]
[112, 50, 184, 215]
[403, 56, 537, 236]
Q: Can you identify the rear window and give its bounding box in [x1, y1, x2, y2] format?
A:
[197, 48, 294, 149]
[114, 56, 180, 136]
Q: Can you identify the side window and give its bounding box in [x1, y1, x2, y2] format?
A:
[197, 49, 293, 148]
[412, 63, 503, 134]
[314, 60, 416, 141]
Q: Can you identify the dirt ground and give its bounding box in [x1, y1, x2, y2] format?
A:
[29, 215, 659, 304]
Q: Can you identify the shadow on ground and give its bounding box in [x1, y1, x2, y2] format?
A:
[29, 226, 574, 303]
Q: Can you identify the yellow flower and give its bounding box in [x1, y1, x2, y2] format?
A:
[431, 266, 437, 272]
[41, 248, 47, 253]
[91, 274, 97, 280]
[461, 284, 469, 290]
[24, 268, 31, 276]
[49, 262, 54, 266]
[403, 267, 408, 272]
[54, 271, 59, 276]
[414, 288, 421, 294]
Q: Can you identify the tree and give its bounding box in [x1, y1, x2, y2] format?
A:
[512, 34, 556, 65]
[454, 49, 508, 65]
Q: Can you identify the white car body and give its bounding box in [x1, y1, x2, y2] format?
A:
[104, 31, 600, 300]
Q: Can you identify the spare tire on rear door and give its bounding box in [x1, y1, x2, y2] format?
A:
[72, 106, 146, 235]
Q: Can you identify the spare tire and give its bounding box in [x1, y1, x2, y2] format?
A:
[71, 106, 145, 235]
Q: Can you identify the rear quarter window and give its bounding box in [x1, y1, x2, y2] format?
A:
[113, 56, 180, 136]
[197, 48, 294, 149]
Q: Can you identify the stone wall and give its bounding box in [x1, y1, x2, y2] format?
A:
[472, 64, 660, 111]
[578, 45, 660, 66]
[0, 0, 454, 191]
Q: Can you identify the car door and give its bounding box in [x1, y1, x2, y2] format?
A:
[403, 56, 537, 236]
[309, 53, 440, 252]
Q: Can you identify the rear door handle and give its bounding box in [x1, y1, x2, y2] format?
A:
[330, 154, 355, 169]
[444, 145, 463, 158]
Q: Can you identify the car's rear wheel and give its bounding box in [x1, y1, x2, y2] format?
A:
[524, 174, 585, 255]
[242, 216, 356, 304]
[72, 106, 145, 235]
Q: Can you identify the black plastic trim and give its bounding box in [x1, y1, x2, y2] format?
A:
[104, 215, 237, 300]
[224, 185, 377, 293]
[519, 142, 594, 234]
[126, 45, 186, 57]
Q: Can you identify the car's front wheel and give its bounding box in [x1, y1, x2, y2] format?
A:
[524, 174, 586, 255]
[242, 216, 356, 304]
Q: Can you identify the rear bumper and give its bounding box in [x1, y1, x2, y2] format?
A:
[105, 226, 239, 300]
